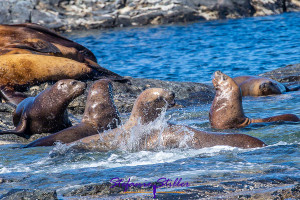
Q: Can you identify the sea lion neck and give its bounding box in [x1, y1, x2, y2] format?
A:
[82, 80, 120, 128]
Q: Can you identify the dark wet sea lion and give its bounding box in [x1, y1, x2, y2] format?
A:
[0, 79, 86, 139]
[209, 71, 299, 129]
[25, 79, 121, 147]
[71, 88, 265, 152]
[0, 23, 97, 63]
[233, 75, 298, 96]
[0, 54, 123, 105]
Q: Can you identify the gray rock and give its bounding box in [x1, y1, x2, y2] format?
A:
[1, 0, 300, 31]
[259, 63, 300, 83]
[11, 0, 35, 24]
[31, 10, 63, 29]
[63, 183, 123, 196]
[0, 1, 12, 24]
[0, 189, 58, 200]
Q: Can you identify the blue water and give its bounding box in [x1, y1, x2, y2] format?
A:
[0, 12, 300, 199]
[69, 12, 300, 83]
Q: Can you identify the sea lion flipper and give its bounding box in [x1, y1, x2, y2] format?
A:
[285, 85, 300, 92]
[7, 39, 61, 54]
[0, 89, 28, 106]
[0, 114, 29, 139]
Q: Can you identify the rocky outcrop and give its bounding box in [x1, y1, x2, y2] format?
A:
[260, 63, 300, 84]
[0, 189, 58, 200]
[1, 0, 299, 31]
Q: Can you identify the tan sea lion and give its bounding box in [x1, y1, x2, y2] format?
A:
[0, 23, 97, 63]
[70, 88, 265, 152]
[0, 54, 123, 105]
[233, 75, 299, 96]
[0, 79, 86, 139]
[25, 79, 121, 147]
[209, 71, 299, 129]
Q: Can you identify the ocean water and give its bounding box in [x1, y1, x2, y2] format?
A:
[0, 12, 300, 199]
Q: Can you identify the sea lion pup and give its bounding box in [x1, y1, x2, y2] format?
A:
[0, 54, 123, 105]
[0, 23, 97, 64]
[70, 88, 265, 152]
[233, 75, 299, 96]
[25, 79, 121, 147]
[209, 71, 299, 129]
[0, 79, 86, 139]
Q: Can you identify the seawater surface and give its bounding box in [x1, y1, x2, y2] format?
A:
[0, 12, 300, 199]
[68, 12, 300, 83]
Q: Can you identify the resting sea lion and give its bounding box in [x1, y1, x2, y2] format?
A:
[0, 23, 97, 63]
[25, 79, 121, 147]
[0, 54, 123, 105]
[0, 79, 86, 139]
[233, 75, 299, 96]
[209, 71, 299, 129]
[71, 88, 265, 152]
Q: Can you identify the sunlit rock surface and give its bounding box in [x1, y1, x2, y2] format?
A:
[1, 0, 300, 31]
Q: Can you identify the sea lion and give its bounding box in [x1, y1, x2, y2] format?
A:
[25, 79, 121, 147]
[209, 71, 299, 129]
[71, 88, 265, 152]
[0, 79, 86, 139]
[233, 75, 298, 96]
[0, 54, 123, 105]
[0, 23, 97, 63]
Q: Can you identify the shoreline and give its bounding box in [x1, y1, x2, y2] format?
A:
[1, 0, 300, 32]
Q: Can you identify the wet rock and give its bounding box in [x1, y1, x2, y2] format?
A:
[260, 63, 300, 84]
[63, 182, 123, 196]
[0, 189, 58, 200]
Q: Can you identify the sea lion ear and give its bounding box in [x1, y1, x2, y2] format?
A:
[70, 80, 77, 86]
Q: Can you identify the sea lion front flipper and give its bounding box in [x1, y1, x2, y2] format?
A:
[6, 39, 61, 54]
[0, 89, 28, 106]
[0, 113, 29, 139]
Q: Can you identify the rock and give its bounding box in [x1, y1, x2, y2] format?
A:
[260, 63, 300, 84]
[1, 0, 300, 31]
[0, 189, 58, 200]
[251, 0, 286, 16]
[31, 10, 63, 29]
[63, 183, 123, 196]
[11, 0, 35, 24]
[0, 1, 11, 24]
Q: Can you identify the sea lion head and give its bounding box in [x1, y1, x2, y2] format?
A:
[82, 79, 121, 129]
[212, 71, 239, 92]
[258, 81, 282, 96]
[54, 79, 86, 103]
[128, 88, 175, 125]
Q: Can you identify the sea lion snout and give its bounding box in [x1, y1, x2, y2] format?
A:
[213, 71, 229, 88]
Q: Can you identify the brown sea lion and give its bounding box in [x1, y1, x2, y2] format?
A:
[25, 79, 121, 147]
[0, 54, 123, 105]
[0, 23, 97, 63]
[209, 71, 299, 129]
[71, 88, 265, 152]
[233, 75, 298, 96]
[0, 79, 86, 139]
